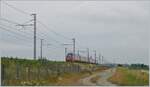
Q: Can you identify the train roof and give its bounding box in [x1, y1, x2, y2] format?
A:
[67, 53, 81, 56]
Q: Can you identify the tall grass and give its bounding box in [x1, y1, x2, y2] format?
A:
[1, 57, 97, 86]
[108, 67, 149, 86]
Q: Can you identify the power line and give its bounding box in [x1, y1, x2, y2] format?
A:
[0, 18, 20, 25]
[0, 18, 55, 41]
[6, 19, 67, 44]
[28, 25, 63, 44]
[0, 25, 32, 40]
[76, 40, 87, 49]
[36, 29, 62, 44]
[0, 18, 62, 45]
[0, 23, 34, 38]
[0, 29, 31, 43]
[0, 26, 32, 42]
[1, 2, 71, 43]
[0, 18, 63, 58]
[2, 1, 30, 15]
[1, 20, 50, 40]
[1, 1, 90, 59]
[2, 2, 74, 46]
[38, 20, 71, 40]
[31, 28, 64, 44]
[2, 1, 69, 37]
[0, 18, 34, 28]
[1, 33, 33, 47]
[1, 1, 71, 59]
[0, 22, 50, 42]
[22, 19, 33, 24]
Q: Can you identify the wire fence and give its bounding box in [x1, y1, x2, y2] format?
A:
[1, 62, 96, 86]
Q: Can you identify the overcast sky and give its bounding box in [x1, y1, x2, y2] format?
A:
[0, 1, 149, 65]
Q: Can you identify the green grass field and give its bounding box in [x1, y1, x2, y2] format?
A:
[108, 67, 149, 86]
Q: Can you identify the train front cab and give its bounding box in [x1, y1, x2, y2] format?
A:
[66, 53, 74, 62]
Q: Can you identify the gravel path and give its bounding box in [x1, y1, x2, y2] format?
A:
[79, 68, 117, 86]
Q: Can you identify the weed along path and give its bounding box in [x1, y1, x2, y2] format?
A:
[96, 68, 116, 86]
[79, 68, 117, 86]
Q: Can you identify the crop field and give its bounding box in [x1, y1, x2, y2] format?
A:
[108, 67, 149, 86]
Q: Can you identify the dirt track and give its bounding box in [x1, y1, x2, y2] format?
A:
[79, 68, 116, 86]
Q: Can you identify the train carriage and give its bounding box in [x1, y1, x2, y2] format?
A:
[66, 53, 96, 64]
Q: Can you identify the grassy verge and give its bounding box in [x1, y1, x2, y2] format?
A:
[56, 66, 109, 85]
[56, 71, 91, 85]
[6, 71, 91, 86]
[108, 67, 149, 86]
[1, 57, 99, 86]
[90, 76, 99, 83]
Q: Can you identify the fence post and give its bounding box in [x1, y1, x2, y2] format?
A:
[75, 65, 77, 72]
[37, 67, 40, 80]
[66, 64, 68, 72]
[45, 66, 49, 79]
[72, 64, 74, 72]
[74, 65, 76, 72]
[63, 65, 66, 73]
[62, 65, 64, 73]
[73, 64, 75, 72]
[16, 63, 20, 80]
[69, 64, 71, 72]
[1, 64, 5, 86]
[57, 64, 60, 76]
[28, 66, 31, 81]
[78, 65, 80, 72]
[56, 64, 58, 75]
[71, 64, 73, 72]
[61, 65, 63, 73]
[25, 67, 28, 81]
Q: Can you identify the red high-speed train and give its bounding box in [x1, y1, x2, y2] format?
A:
[65, 53, 95, 64]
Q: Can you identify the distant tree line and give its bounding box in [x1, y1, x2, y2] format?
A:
[129, 64, 149, 70]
